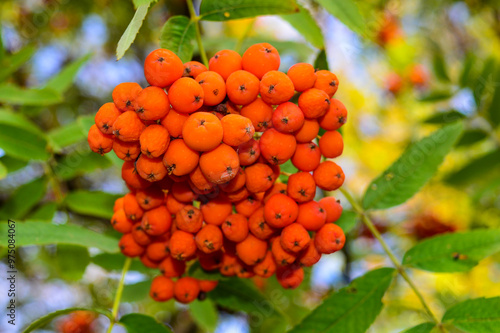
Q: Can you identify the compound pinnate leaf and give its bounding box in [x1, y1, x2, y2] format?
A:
[65, 190, 121, 219]
[362, 122, 463, 210]
[335, 210, 357, 233]
[190, 299, 218, 332]
[0, 177, 47, 220]
[281, 5, 324, 49]
[119, 314, 173, 333]
[445, 149, 500, 186]
[116, 4, 150, 60]
[289, 268, 395, 333]
[45, 54, 91, 94]
[160, 16, 196, 63]
[442, 297, 500, 333]
[314, 49, 329, 70]
[0, 44, 36, 82]
[455, 129, 488, 147]
[0, 221, 119, 253]
[401, 322, 435, 333]
[199, 0, 299, 21]
[403, 229, 500, 272]
[23, 307, 111, 333]
[316, 0, 367, 36]
[0, 84, 62, 106]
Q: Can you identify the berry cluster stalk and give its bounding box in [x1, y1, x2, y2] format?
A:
[187, 0, 209, 68]
[106, 257, 132, 333]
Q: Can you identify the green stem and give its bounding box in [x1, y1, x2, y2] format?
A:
[187, 0, 209, 68]
[106, 257, 132, 333]
[340, 187, 444, 329]
[234, 18, 255, 53]
[43, 159, 64, 203]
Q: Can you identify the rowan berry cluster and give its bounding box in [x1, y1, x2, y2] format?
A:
[88, 43, 347, 303]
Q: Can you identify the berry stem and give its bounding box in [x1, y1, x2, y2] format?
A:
[106, 257, 132, 333]
[280, 171, 292, 177]
[339, 187, 445, 330]
[234, 18, 256, 54]
[187, 0, 209, 68]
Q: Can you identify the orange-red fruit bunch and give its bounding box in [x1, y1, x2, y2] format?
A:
[88, 43, 348, 303]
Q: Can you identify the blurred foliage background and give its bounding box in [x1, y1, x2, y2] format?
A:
[0, 0, 499, 332]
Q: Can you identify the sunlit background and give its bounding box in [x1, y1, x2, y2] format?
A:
[1, 0, 500, 332]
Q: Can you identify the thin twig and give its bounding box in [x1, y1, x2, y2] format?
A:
[106, 257, 132, 333]
[187, 0, 209, 67]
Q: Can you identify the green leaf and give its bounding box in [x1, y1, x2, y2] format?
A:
[455, 129, 488, 147]
[48, 120, 87, 152]
[190, 299, 218, 332]
[444, 149, 500, 186]
[442, 297, 500, 333]
[116, 4, 151, 60]
[486, 66, 500, 127]
[209, 277, 279, 315]
[0, 124, 50, 161]
[401, 322, 435, 333]
[159, 16, 196, 63]
[121, 280, 152, 302]
[473, 57, 495, 108]
[0, 84, 63, 106]
[281, 5, 324, 49]
[0, 44, 36, 82]
[0, 160, 6, 180]
[91, 253, 153, 273]
[132, 0, 158, 8]
[199, 0, 299, 21]
[54, 150, 113, 180]
[65, 190, 121, 219]
[188, 261, 225, 280]
[23, 307, 112, 333]
[27, 202, 58, 221]
[51, 245, 90, 281]
[0, 155, 28, 173]
[362, 122, 463, 210]
[431, 48, 450, 82]
[0, 108, 46, 137]
[335, 210, 357, 233]
[418, 90, 453, 102]
[316, 0, 367, 36]
[0, 221, 119, 253]
[119, 314, 173, 333]
[289, 268, 395, 333]
[314, 49, 328, 71]
[402, 229, 500, 272]
[459, 53, 476, 88]
[422, 110, 466, 124]
[45, 54, 91, 93]
[78, 114, 95, 134]
[0, 177, 47, 220]
[279, 159, 298, 183]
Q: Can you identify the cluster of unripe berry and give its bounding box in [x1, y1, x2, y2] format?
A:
[87, 43, 347, 304]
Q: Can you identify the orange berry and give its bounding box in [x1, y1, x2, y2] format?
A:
[313, 161, 345, 191]
[276, 264, 304, 289]
[315, 223, 345, 254]
[221, 114, 255, 146]
[264, 193, 299, 228]
[183, 61, 207, 78]
[195, 224, 223, 254]
[131, 223, 153, 247]
[122, 161, 151, 190]
[163, 139, 200, 176]
[176, 205, 203, 233]
[182, 112, 223, 152]
[296, 201, 326, 231]
[133, 86, 170, 121]
[113, 197, 124, 212]
[272, 102, 305, 133]
[222, 213, 249, 242]
[171, 181, 197, 203]
[136, 186, 164, 210]
[88, 124, 113, 155]
[298, 88, 330, 118]
[144, 48, 184, 88]
[221, 186, 250, 203]
[314, 70, 339, 97]
[95, 103, 121, 135]
[235, 196, 262, 217]
[197, 249, 223, 272]
[271, 236, 297, 266]
[318, 98, 347, 130]
[200, 198, 232, 226]
[199, 143, 240, 184]
[189, 165, 217, 194]
[226, 70, 260, 105]
[169, 230, 197, 260]
[291, 142, 321, 172]
[136, 155, 168, 182]
[113, 139, 141, 161]
[219, 167, 246, 193]
[174, 277, 200, 304]
[234, 259, 255, 278]
[195, 71, 226, 106]
[263, 182, 288, 203]
[294, 118, 320, 143]
[123, 193, 144, 221]
[142, 205, 172, 236]
[280, 223, 310, 253]
[248, 207, 277, 240]
[150, 276, 174, 302]
[287, 63, 316, 92]
[318, 197, 343, 223]
[238, 138, 260, 166]
[259, 70, 294, 105]
[240, 98, 273, 132]
[139, 124, 170, 158]
[253, 251, 276, 278]
[199, 280, 218, 292]
[168, 77, 204, 113]
[297, 240, 321, 267]
[112, 111, 146, 142]
[244, 163, 275, 193]
[112, 82, 142, 112]
[165, 193, 185, 214]
[209, 49, 242, 81]
[236, 234, 268, 266]
[319, 130, 343, 158]
[287, 172, 316, 203]
[220, 252, 238, 276]
[260, 128, 297, 165]
[161, 109, 189, 138]
[111, 209, 134, 233]
[119, 233, 144, 257]
[159, 255, 186, 277]
[242, 43, 280, 79]
[146, 241, 170, 262]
